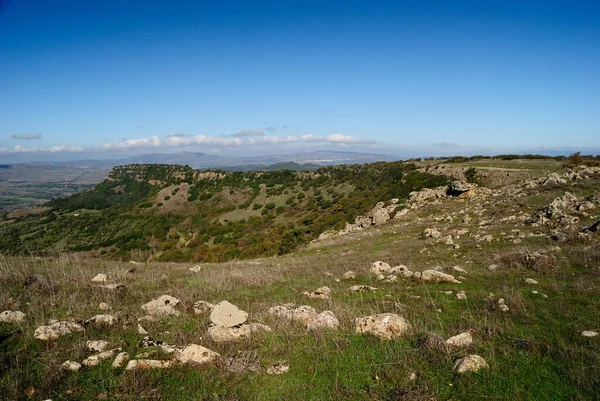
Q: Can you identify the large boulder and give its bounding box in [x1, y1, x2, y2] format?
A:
[354, 313, 412, 340]
[268, 305, 318, 327]
[371, 209, 391, 226]
[453, 355, 489, 373]
[306, 311, 339, 331]
[141, 295, 181, 317]
[370, 261, 392, 275]
[176, 344, 220, 365]
[210, 301, 248, 327]
[0, 310, 26, 323]
[34, 321, 84, 341]
[207, 323, 272, 343]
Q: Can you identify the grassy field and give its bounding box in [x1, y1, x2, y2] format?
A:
[0, 160, 599, 400]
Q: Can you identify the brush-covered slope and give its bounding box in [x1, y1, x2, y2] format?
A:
[0, 161, 447, 261]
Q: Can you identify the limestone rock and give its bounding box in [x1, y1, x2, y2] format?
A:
[455, 290, 467, 300]
[354, 313, 412, 340]
[91, 273, 108, 283]
[446, 331, 473, 348]
[348, 285, 378, 293]
[210, 301, 248, 327]
[306, 311, 339, 331]
[98, 283, 125, 290]
[420, 270, 461, 283]
[98, 302, 111, 311]
[302, 286, 331, 300]
[453, 355, 489, 373]
[141, 295, 181, 317]
[112, 352, 129, 369]
[193, 301, 215, 315]
[268, 305, 318, 327]
[86, 340, 109, 352]
[267, 360, 290, 375]
[34, 321, 84, 341]
[423, 227, 442, 239]
[176, 344, 220, 365]
[61, 360, 82, 372]
[524, 278, 538, 285]
[390, 265, 413, 277]
[137, 324, 148, 335]
[439, 235, 454, 245]
[0, 310, 26, 323]
[371, 261, 392, 275]
[343, 271, 356, 279]
[207, 322, 272, 343]
[581, 330, 599, 337]
[125, 359, 173, 370]
[189, 265, 203, 272]
[451, 265, 467, 274]
[85, 314, 119, 327]
[372, 209, 390, 226]
[82, 348, 121, 367]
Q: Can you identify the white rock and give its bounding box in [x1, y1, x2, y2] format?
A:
[0, 310, 26, 323]
[455, 290, 467, 300]
[112, 352, 129, 369]
[210, 301, 248, 327]
[91, 273, 108, 283]
[98, 302, 111, 311]
[446, 331, 473, 348]
[193, 301, 214, 315]
[82, 348, 121, 367]
[176, 344, 220, 365]
[125, 359, 173, 370]
[207, 323, 272, 343]
[451, 265, 467, 273]
[581, 330, 599, 337]
[266, 360, 290, 375]
[268, 305, 318, 327]
[302, 286, 332, 300]
[354, 313, 412, 340]
[307, 311, 339, 331]
[348, 285, 378, 293]
[34, 321, 85, 341]
[61, 360, 82, 372]
[138, 324, 149, 335]
[389, 265, 412, 276]
[453, 355, 489, 373]
[85, 314, 119, 327]
[488, 264, 498, 271]
[86, 340, 109, 352]
[343, 271, 356, 279]
[189, 265, 203, 272]
[524, 278, 538, 285]
[420, 270, 461, 283]
[141, 295, 181, 317]
[370, 261, 392, 275]
[98, 283, 125, 290]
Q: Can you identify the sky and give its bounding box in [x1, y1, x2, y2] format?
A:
[1, 0, 599, 163]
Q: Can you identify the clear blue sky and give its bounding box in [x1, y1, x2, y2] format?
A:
[1, 0, 599, 162]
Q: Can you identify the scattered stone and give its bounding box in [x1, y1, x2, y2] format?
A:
[141, 295, 181, 317]
[408, 371, 418, 381]
[451, 265, 467, 274]
[98, 283, 125, 290]
[455, 290, 467, 300]
[268, 305, 318, 327]
[453, 355, 489, 373]
[343, 271, 356, 279]
[348, 285, 378, 293]
[98, 302, 111, 311]
[0, 310, 26, 323]
[82, 348, 121, 367]
[193, 301, 214, 315]
[138, 324, 149, 335]
[446, 331, 473, 348]
[34, 321, 85, 341]
[439, 290, 453, 295]
[423, 227, 442, 239]
[267, 360, 290, 375]
[61, 360, 82, 372]
[306, 311, 339, 331]
[189, 265, 203, 272]
[125, 359, 173, 370]
[86, 340, 109, 352]
[176, 344, 220, 365]
[91, 273, 108, 283]
[85, 314, 119, 327]
[302, 286, 331, 300]
[439, 235, 454, 245]
[581, 330, 599, 338]
[382, 275, 398, 283]
[420, 270, 461, 284]
[354, 313, 412, 340]
[488, 264, 498, 271]
[112, 352, 129, 369]
[139, 336, 163, 348]
[207, 323, 272, 343]
[524, 278, 538, 285]
[371, 261, 392, 275]
[217, 355, 263, 373]
[210, 301, 248, 327]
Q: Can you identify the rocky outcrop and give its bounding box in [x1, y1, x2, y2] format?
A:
[0, 310, 26, 323]
[446, 331, 473, 348]
[34, 321, 85, 341]
[302, 286, 331, 300]
[420, 270, 461, 283]
[354, 313, 412, 340]
[82, 348, 122, 367]
[207, 322, 272, 343]
[306, 311, 339, 331]
[141, 295, 181, 317]
[268, 305, 318, 327]
[85, 314, 119, 327]
[453, 355, 489, 373]
[210, 301, 248, 327]
[175, 344, 220, 365]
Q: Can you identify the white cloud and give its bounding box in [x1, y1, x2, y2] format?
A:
[234, 129, 265, 137]
[8, 144, 83, 153]
[432, 141, 459, 147]
[246, 136, 301, 145]
[302, 134, 324, 142]
[100, 136, 162, 151]
[326, 134, 376, 144]
[11, 133, 41, 140]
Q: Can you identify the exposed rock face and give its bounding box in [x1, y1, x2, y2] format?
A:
[0, 310, 26, 323]
[446, 331, 473, 348]
[176, 344, 220, 365]
[306, 311, 339, 331]
[207, 323, 272, 343]
[141, 295, 181, 317]
[82, 348, 121, 367]
[420, 270, 461, 283]
[125, 359, 173, 370]
[354, 313, 412, 340]
[85, 314, 119, 327]
[348, 285, 378, 293]
[302, 286, 331, 300]
[453, 355, 489, 373]
[112, 352, 130, 369]
[34, 321, 85, 341]
[91, 273, 108, 283]
[193, 301, 214, 315]
[61, 360, 82, 372]
[408, 187, 447, 203]
[267, 360, 290, 375]
[317, 200, 399, 239]
[268, 305, 318, 327]
[210, 301, 248, 327]
[371, 261, 392, 275]
[447, 181, 476, 197]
